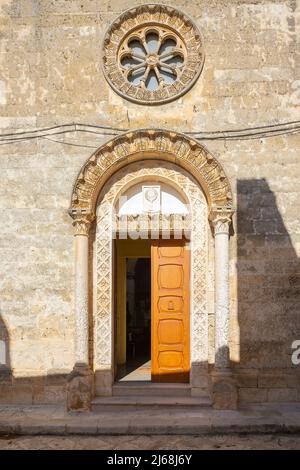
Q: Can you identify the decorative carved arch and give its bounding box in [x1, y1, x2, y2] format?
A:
[68, 131, 236, 405]
[70, 129, 233, 221]
[94, 160, 208, 375]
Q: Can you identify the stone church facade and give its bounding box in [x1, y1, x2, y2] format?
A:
[0, 0, 299, 411]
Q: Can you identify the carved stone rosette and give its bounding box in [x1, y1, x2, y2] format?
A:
[102, 4, 204, 104]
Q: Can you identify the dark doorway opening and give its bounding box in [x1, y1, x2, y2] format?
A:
[126, 257, 151, 361]
[117, 257, 151, 381]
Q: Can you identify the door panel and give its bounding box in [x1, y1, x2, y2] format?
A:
[158, 319, 183, 344]
[158, 296, 183, 313]
[158, 264, 183, 289]
[151, 239, 190, 382]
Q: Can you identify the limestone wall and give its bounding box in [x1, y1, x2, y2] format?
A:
[0, 0, 299, 404]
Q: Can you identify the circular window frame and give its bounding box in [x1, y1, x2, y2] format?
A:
[102, 4, 205, 105]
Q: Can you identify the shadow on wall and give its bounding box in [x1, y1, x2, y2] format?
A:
[0, 178, 299, 404]
[0, 315, 11, 382]
[236, 178, 300, 402]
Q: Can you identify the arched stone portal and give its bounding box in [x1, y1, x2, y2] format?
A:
[67, 129, 236, 411]
[95, 161, 207, 394]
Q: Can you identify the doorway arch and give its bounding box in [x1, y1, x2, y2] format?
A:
[70, 128, 232, 217]
[95, 160, 208, 394]
[67, 129, 235, 409]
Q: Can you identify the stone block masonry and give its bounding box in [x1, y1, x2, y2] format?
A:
[0, 0, 299, 407]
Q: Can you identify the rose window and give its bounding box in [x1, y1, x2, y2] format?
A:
[119, 29, 185, 91]
[102, 5, 204, 105]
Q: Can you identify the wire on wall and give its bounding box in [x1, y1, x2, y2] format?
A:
[0, 121, 299, 148]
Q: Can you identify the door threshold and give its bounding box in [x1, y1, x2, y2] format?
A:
[91, 395, 212, 411]
[114, 381, 190, 387]
[113, 381, 191, 398]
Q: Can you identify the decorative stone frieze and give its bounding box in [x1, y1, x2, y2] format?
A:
[115, 213, 192, 237]
[102, 4, 204, 104]
[70, 129, 233, 216]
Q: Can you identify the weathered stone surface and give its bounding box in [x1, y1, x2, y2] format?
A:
[239, 388, 268, 404]
[267, 388, 299, 403]
[67, 364, 93, 411]
[1, 403, 300, 439]
[0, 0, 299, 407]
[1, 433, 300, 450]
[211, 372, 238, 410]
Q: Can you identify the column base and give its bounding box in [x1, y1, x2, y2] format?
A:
[210, 369, 238, 410]
[94, 369, 113, 397]
[66, 363, 94, 411]
[190, 363, 209, 397]
[0, 365, 12, 384]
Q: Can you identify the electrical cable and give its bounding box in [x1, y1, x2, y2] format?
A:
[0, 120, 299, 148]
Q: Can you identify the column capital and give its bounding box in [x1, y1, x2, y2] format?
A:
[69, 209, 95, 236]
[72, 216, 93, 236]
[209, 207, 234, 235]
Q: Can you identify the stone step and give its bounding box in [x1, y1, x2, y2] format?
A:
[113, 382, 191, 397]
[91, 395, 212, 412]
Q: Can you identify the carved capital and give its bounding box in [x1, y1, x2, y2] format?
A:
[73, 217, 92, 236]
[210, 208, 234, 235]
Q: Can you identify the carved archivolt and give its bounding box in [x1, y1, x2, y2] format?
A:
[70, 129, 233, 220]
[102, 4, 204, 104]
[94, 161, 208, 369]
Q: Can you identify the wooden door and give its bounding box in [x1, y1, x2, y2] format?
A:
[151, 239, 190, 382]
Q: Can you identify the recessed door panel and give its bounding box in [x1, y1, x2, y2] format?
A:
[158, 247, 183, 258]
[157, 319, 183, 344]
[158, 351, 183, 369]
[157, 296, 183, 313]
[158, 264, 183, 289]
[151, 239, 190, 383]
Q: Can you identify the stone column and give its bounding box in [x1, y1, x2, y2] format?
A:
[210, 208, 237, 409]
[67, 215, 94, 411]
[73, 218, 90, 365]
[212, 209, 232, 370]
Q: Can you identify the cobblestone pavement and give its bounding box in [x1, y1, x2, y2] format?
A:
[0, 434, 300, 450]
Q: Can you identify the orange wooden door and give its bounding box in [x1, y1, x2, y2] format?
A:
[151, 239, 190, 382]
